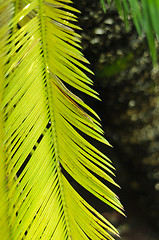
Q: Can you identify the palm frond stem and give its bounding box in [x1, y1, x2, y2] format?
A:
[38, 0, 72, 238]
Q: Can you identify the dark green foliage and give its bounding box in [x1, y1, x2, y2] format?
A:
[100, 0, 159, 64]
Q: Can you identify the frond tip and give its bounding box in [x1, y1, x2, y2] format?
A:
[0, 0, 123, 239]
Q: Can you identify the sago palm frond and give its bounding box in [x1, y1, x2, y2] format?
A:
[0, 0, 124, 239]
[101, 0, 159, 64]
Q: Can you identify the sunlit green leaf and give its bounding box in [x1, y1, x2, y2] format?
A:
[0, 0, 123, 239]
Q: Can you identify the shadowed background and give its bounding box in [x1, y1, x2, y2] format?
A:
[74, 0, 159, 239]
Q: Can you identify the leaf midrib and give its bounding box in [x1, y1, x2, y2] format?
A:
[38, 1, 72, 238]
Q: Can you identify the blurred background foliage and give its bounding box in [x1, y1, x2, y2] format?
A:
[74, 0, 159, 239]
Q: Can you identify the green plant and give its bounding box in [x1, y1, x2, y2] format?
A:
[0, 1, 123, 239]
[1, 0, 159, 239]
[101, 0, 159, 64]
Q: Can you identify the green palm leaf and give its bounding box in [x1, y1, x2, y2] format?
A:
[102, 0, 159, 64]
[0, 0, 123, 239]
